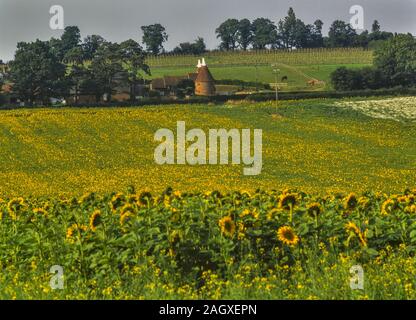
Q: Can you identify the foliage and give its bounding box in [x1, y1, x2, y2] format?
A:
[251, 18, 278, 50]
[327, 20, 357, 48]
[9, 40, 67, 105]
[374, 34, 416, 87]
[216, 19, 240, 51]
[331, 34, 416, 90]
[172, 38, 206, 55]
[1, 188, 416, 299]
[141, 24, 168, 55]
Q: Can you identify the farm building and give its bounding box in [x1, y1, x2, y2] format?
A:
[150, 58, 216, 97]
[195, 58, 216, 96]
[150, 74, 197, 96]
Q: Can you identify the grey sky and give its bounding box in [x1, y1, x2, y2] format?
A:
[0, 0, 415, 61]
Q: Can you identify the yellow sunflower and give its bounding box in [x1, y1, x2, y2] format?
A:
[307, 202, 322, 218]
[345, 222, 367, 247]
[277, 226, 299, 246]
[89, 210, 102, 232]
[381, 199, 396, 215]
[120, 211, 134, 226]
[218, 216, 236, 238]
[278, 193, 297, 210]
[343, 193, 358, 210]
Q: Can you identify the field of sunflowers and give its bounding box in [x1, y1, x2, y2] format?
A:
[1, 187, 416, 299]
[0, 96, 416, 299]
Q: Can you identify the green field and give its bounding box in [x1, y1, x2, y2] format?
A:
[145, 48, 373, 92]
[0, 97, 414, 197]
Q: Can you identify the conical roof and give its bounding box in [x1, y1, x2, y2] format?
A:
[196, 66, 215, 83]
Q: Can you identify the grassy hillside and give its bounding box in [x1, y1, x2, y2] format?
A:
[145, 48, 373, 91]
[0, 97, 414, 197]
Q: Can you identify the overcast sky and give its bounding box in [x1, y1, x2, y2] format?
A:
[0, 0, 415, 61]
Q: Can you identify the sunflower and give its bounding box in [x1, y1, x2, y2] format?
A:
[121, 204, 135, 216]
[307, 202, 322, 218]
[33, 207, 48, 216]
[345, 221, 360, 235]
[345, 221, 367, 247]
[89, 210, 102, 232]
[405, 204, 416, 214]
[8, 197, 25, 214]
[277, 226, 299, 246]
[30, 208, 48, 222]
[66, 224, 88, 243]
[381, 199, 396, 215]
[120, 212, 134, 226]
[110, 193, 125, 211]
[267, 208, 281, 220]
[358, 197, 370, 209]
[138, 191, 152, 206]
[240, 208, 259, 219]
[278, 193, 297, 210]
[343, 193, 358, 210]
[218, 216, 236, 238]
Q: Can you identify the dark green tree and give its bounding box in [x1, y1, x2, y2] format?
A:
[327, 20, 357, 47]
[82, 35, 106, 60]
[371, 20, 381, 33]
[237, 19, 252, 50]
[278, 7, 298, 48]
[216, 19, 240, 51]
[251, 18, 278, 49]
[51, 26, 82, 61]
[141, 24, 168, 55]
[173, 37, 206, 55]
[63, 46, 87, 104]
[9, 40, 67, 105]
[89, 42, 124, 102]
[119, 39, 151, 101]
[374, 34, 416, 86]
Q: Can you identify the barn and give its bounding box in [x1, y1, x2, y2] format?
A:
[195, 58, 216, 96]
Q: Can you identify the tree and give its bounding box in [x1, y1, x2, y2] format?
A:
[327, 20, 357, 47]
[63, 46, 87, 104]
[330, 67, 362, 90]
[371, 20, 381, 33]
[82, 35, 106, 60]
[237, 19, 252, 50]
[89, 42, 124, 102]
[9, 40, 67, 105]
[278, 7, 298, 48]
[173, 37, 206, 55]
[51, 26, 82, 61]
[119, 39, 151, 101]
[141, 24, 168, 55]
[251, 18, 278, 49]
[310, 20, 324, 47]
[374, 34, 416, 87]
[216, 19, 240, 51]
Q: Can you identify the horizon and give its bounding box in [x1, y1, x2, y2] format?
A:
[1, 0, 416, 62]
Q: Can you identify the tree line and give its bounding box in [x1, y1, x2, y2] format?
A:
[3, 26, 151, 105]
[331, 34, 416, 91]
[214, 9, 394, 51]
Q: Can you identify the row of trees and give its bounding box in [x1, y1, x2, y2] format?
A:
[331, 34, 416, 91]
[215, 9, 394, 51]
[7, 27, 150, 105]
[110, 8, 396, 56]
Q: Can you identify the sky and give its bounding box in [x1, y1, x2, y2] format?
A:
[0, 0, 415, 61]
